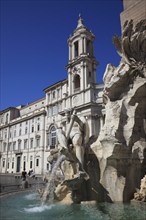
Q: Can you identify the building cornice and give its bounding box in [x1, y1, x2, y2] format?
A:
[43, 79, 67, 93]
[0, 109, 46, 129]
[59, 101, 102, 116]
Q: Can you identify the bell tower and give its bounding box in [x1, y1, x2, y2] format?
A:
[66, 15, 98, 101]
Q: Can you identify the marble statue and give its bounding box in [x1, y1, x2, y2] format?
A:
[57, 110, 89, 175]
[41, 110, 90, 203]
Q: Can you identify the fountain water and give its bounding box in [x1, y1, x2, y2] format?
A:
[1, 191, 146, 220]
[41, 154, 66, 204]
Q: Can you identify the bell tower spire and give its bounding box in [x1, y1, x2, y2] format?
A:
[66, 16, 98, 100]
[77, 14, 84, 28]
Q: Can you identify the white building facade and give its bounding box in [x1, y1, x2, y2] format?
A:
[0, 17, 104, 175]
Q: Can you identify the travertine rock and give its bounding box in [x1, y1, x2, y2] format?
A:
[91, 19, 146, 202]
[134, 175, 146, 202]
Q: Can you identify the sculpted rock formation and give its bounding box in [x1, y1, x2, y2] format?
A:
[41, 19, 146, 204]
[42, 110, 91, 204]
[91, 19, 146, 202]
[134, 175, 146, 202]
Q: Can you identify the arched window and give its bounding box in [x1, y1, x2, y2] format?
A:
[74, 74, 80, 92]
[47, 125, 57, 149]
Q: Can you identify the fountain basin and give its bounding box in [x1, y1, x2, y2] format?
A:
[0, 191, 146, 220]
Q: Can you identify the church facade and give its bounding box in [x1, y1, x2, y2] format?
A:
[0, 17, 104, 175]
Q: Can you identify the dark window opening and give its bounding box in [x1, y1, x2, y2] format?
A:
[74, 41, 79, 57]
[37, 124, 40, 131]
[30, 161, 33, 169]
[74, 74, 80, 92]
[47, 163, 49, 170]
[12, 162, 14, 169]
[36, 158, 39, 167]
[23, 161, 26, 170]
[3, 160, 5, 167]
[32, 126, 34, 133]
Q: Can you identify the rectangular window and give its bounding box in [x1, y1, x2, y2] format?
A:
[36, 138, 40, 147]
[36, 158, 39, 167]
[48, 93, 50, 103]
[12, 162, 14, 169]
[30, 161, 33, 169]
[24, 140, 28, 149]
[30, 139, 33, 148]
[57, 89, 60, 98]
[18, 141, 21, 152]
[52, 91, 56, 99]
[13, 142, 16, 151]
[30, 156, 33, 169]
[37, 124, 40, 131]
[47, 163, 49, 170]
[12, 158, 14, 169]
[3, 160, 5, 167]
[23, 161, 26, 170]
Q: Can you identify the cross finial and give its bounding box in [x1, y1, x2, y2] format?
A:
[77, 14, 84, 28]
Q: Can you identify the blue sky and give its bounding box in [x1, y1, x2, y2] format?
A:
[0, 0, 123, 110]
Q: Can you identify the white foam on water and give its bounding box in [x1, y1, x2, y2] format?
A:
[24, 204, 55, 213]
[24, 193, 38, 200]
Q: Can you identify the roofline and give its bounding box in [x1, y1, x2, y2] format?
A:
[0, 96, 46, 113]
[43, 78, 67, 92]
[21, 96, 45, 110]
[0, 107, 18, 114]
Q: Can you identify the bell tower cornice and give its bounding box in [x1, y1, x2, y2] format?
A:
[65, 56, 98, 70]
